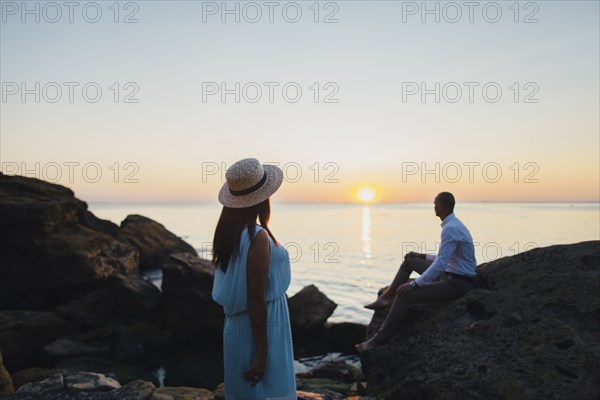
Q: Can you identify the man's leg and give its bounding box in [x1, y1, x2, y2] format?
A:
[373, 279, 473, 344]
[364, 256, 432, 309]
[357, 279, 473, 352]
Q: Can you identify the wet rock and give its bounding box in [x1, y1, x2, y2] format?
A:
[11, 367, 68, 391]
[64, 372, 121, 391]
[14, 373, 64, 397]
[296, 359, 355, 383]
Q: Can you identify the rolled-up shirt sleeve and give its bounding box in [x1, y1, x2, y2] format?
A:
[415, 228, 457, 286]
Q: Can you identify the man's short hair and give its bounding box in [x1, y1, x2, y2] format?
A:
[437, 192, 455, 212]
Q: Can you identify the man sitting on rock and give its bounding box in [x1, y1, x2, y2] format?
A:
[356, 192, 477, 353]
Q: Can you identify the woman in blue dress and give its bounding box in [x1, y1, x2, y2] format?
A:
[212, 158, 296, 400]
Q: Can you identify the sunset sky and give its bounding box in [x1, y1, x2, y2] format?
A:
[1, 1, 598, 203]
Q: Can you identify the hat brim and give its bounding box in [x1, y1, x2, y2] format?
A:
[218, 164, 284, 208]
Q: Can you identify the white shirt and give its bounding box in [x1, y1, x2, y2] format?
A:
[415, 213, 477, 286]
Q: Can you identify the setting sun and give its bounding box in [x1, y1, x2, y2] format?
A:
[356, 186, 378, 203]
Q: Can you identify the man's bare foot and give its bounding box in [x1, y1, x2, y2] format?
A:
[355, 338, 379, 354]
[363, 297, 392, 310]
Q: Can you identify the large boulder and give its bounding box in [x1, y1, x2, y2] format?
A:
[161, 253, 223, 343]
[55, 274, 162, 328]
[361, 241, 600, 400]
[0, 173, 139, 310]
[0, 172, 113, 235]
[288, 285, 337, 332]
[0, 311, 80, 371]
[118, 215, 197, 271]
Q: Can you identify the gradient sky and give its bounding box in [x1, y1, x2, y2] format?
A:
[1, 0, 599, 203]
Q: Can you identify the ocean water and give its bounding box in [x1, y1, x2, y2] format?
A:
[90, 202, 600, 325]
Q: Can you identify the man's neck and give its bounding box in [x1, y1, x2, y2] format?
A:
[438, 212, 452, 222]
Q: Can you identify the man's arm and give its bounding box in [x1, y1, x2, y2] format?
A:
[414, 228, 457, 286]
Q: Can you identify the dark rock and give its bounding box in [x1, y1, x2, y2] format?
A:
[361, 241, 600, 400]
[8, 374, 156, 400]
[0, 348, 15, 397]
[296, 359, 355, 383]
[213, 383, 224, 400]
[118, 215, 196, 272]
[161, 253, 223, 343]
[0, 311, 81, 371]
[55, 274, 161, 328]
[55, 357, 159, 386]
[149, 387, 215, 400]
[295, 385, 344, 399]
[162, 351, 224, 391]
[288, 285, 337, 332]
[287, 285, 337, 355]
[0, 174, 139, 310]
[14, 373, 64, 397]
[111, 379, 156, 400]
[323, 322, 367, 354]
[124, 321, 172, 350]
[42, 323, 149, 364]
[11, 367, 68, 391]
[0, 232, 139, 311]
[44, 335, 113, 361]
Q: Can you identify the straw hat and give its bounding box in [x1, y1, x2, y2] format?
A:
[218, 158, 284, 208]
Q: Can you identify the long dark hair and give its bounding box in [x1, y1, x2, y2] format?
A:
[212, 198, 278, 272]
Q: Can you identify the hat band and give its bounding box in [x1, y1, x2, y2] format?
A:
[229, 171, 268, 196]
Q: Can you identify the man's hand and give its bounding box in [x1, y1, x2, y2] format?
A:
[395, 283, 414, 297]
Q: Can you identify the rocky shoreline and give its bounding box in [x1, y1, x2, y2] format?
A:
[1, 172, 599, 399]
[0, 172, 368, 399]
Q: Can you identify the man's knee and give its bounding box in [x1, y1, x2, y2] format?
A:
[400, 256, 419, 272]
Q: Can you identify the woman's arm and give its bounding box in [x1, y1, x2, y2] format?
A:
[244, 229, 270, 386]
